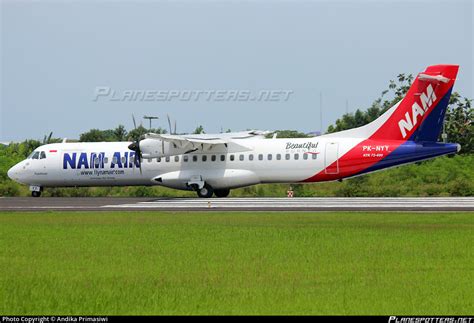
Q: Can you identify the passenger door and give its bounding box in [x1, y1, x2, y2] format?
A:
[324, 142, 339, 174]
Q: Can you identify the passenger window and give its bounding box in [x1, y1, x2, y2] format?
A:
[230, 155, 235, 161]
[249, 154, 254, 161]
[303, 153, 308, 160]
[121, 156, 126, 164]
[276, 154, 281, 160]
[193, 155, 198, 162]
[104, 157, 109, 164]
[267, 154, 272, 161]
[112, 156, 118, 164]
[285, 153, 290, 160]
[183, 155, 189, 162]
[94, 157, 100, 166]
[294, 153, 299, 160]
[220, 155, 225, 161]
[211, 155, 216, 162]
[239, 154, 244, 161]
[258, 154, 263, 161]
[202, 155, 207, 162]
[174, 156, 179, 162]
[312, 154, 317, 160]
[40, 151, 46, 159]
[165, 156, 170, 162]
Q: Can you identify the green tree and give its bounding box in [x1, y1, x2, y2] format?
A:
[444, 94, 473, 153]
[127, 126, 149, 142]
[327, 73, 413, 134]
[193, 125, 205, 134]
[127, 126, 167, 142]
[113, 125, 128, 141]
[266, 130, 311, 139]
[79, 129, 109, 142]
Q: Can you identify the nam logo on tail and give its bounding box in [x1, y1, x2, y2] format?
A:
[398, 84, 437, 138]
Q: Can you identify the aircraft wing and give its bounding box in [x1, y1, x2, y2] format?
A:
[211, 130, 271, 139]
[144, 133, 252, 152]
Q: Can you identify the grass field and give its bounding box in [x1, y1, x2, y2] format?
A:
[0, 211, 472, 315]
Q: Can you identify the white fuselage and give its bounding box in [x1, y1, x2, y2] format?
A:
[8, 137, 343, 190]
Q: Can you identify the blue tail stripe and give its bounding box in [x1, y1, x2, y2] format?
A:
[355, 87, 457, 176]
[357, 141, 458, 176]
[414, 87, 453, 142]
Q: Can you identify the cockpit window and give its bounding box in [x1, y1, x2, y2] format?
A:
[30, 151, 40, 159]
[40, 151, 46, 159]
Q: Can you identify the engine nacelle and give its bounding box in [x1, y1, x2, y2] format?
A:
[152, 169, 260, 190]
[139, 138, 187, 158]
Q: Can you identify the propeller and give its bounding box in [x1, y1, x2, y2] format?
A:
[128, 114, 142, 174]
[127, 141, 142, 174]
[42, 131, 53, 144]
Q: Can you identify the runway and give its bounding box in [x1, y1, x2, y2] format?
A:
[1, 197, 474, 211]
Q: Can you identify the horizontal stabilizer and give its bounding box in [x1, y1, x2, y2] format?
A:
[418, 73, 451, 83]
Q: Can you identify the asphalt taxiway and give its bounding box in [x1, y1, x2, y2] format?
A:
[1, 197, 473, 211]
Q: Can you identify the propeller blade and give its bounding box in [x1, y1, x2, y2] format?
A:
[128, 141, 142, 174]
[132, 114, 137, 130]
[167, 114, 172, 134]
[174, 120, 177, 135]
[184, 148, 198, 154]
[127, 142, 138, 151]
[135, 151, 142, 174]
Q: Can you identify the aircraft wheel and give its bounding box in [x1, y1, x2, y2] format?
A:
[214, 188, 230, 198]
[197, 184, 214, 198]
[32, 191, 41, 197]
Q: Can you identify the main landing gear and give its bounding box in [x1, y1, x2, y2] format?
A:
[214, 188, 230, 198]
[197, 183, 214, 198]
[186, 177, 230, 198]
[193, 183, 230, 198]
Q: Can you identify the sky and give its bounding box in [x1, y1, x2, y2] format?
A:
[1, 0, 472, 142]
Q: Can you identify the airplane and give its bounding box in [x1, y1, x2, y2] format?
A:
[8, 64, 460, 198]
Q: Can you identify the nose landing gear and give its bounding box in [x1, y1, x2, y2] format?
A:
[30, 185, 43, 197]
[31, 190, 42, 197]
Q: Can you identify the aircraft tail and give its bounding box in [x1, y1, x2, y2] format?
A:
[305, 65, 460, 182]
[368, 64, 459, 142]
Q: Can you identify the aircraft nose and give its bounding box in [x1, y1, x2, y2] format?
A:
[7, 164, 21, 182]
[7, 165, 15, 180]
